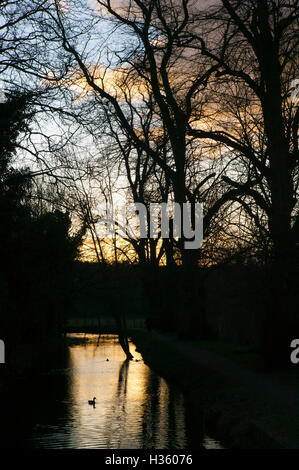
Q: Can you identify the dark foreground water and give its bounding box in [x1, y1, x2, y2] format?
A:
[0, 334, 223, 449]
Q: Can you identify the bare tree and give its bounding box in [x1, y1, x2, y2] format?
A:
[32, 0, 228, 266]
[183, 0, 299, 363]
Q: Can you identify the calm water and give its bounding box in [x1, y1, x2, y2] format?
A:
[0, 334, 223, 449]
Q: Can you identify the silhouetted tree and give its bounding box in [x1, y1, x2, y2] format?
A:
[185, 0, 299, 363]
[0, 92, 85, 367]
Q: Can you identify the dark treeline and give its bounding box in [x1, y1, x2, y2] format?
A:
[70, 258, 299, 358]
[0, 92, 84, 370]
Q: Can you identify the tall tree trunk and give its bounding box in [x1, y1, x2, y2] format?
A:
[115, 313, 133, 361]
[260, 52, 297, 365]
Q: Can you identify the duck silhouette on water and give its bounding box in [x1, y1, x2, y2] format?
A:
[88, 397, 96, 407]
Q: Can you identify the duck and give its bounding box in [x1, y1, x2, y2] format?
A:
[88, 397, 96, 406]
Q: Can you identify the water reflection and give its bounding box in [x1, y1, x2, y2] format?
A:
[0, 334, 223, 449]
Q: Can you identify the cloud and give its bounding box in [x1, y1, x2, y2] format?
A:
[49, 0, 70, 13]
[59, 63, 151, 101]
[88, 0, 219, 20]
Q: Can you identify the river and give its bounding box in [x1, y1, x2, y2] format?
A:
[0, 334, 223, 449]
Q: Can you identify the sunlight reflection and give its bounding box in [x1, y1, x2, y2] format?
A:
[67, 334, 187, 448]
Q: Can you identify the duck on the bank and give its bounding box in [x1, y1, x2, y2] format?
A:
[88, 397, 96, 406]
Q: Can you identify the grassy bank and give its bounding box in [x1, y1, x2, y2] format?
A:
[130, 330, 299, 449]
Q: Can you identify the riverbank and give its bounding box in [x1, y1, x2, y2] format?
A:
[130, 330, 299, 449]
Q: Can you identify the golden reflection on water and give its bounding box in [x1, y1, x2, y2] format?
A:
[17, 334, 223, 449]
[67, 334, 189, 448]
